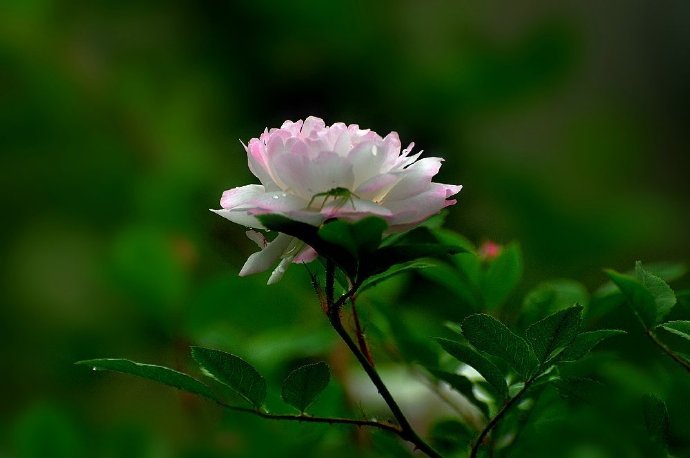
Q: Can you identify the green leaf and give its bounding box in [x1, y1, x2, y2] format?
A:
[642, 394, 669, 445]
[461, 314, 538, 378]
[522, 279, 589, 324]
[525, 305, 583, 363]
[364, 243, 464, 279]
[480, 242, 523, 309]
[318, 217, 387, 258]
[606, 270, 657, 328]
[658, 321, 690, 342]
[636, 261, 677, 322]
[191, 347, 266, 409]
[281, 362, 331, 412]
[427, 369, 489, 416]
[558, 329, 626, 362]
[435, 338, 508, 401]
[359, 261, 435, 293]
[76, 359, 216, 401]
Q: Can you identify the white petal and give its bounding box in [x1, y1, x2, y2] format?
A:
[239, 233, 293, 277]
[211, 208, 263, 229]
[220, 184, 265, 209]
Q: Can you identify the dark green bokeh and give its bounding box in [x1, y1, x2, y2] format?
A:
[2, 1, 689, 456]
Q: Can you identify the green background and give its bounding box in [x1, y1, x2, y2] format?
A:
[1, 1, 689, 457]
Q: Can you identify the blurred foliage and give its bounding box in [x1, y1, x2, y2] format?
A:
[1, 0, 689, 457]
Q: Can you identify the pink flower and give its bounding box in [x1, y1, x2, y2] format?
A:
[213, 116, 462, 283]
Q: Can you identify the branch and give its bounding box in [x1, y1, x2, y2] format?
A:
[325, 260, 442, 458]
[215, 401, 402, 435]
[646, 330, 690, 373]
[470, 376, 536, 458]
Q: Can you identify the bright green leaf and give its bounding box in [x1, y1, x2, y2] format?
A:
[191, 347, 266, 409]
[558, 329, 626, 362]
[461, 314, 537, 378]
[76, 359, 217, 401]
[658, 321, 690, 342]
[427, 369, 489, 416]
[525, 305, 583, 363]
[480, 242, 523, 309]
[435, 338, 507, 401]
[281, 362, 330, 412]
[606, 270, 657, 328]
[642, 394, 669, 445]
[636, 261, 677, 322]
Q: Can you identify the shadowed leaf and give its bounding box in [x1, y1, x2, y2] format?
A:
[462, 314, 538, 378]
[559, 329, 626, 362]
[77, 359, 216, 401]
[191, 347, 266, 409]
[525, 305, 583, 363]
[658, 321, 690, 342]
[636, 261, 677, 322]
[435, 338, 508, 401]
[281, 362, 331, 412]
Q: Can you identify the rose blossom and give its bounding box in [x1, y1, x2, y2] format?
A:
[213, 116, 462, 284]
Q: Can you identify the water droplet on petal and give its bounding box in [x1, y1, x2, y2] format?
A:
[372, 145, 378, 156]
[272, 195, 280, 199]
[282, 193, 287, 197]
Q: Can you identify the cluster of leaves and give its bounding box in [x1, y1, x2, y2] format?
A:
[78, 349, 331, 415]
[79, 216, 690, 457]
[429, 306, 624, 454]
[607, 262, 690, 363]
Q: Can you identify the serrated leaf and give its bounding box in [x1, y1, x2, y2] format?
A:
[636, 261, 677, 322]
[658, 321, 690, 342]
[461, 314, 538, 378]
[606, 270, 657, 328]
[191, 347, 266, 409]
[427, 369, 489, 416]
[558, 329, 626, 362]
[281, 362, 330, 412]
[435, 338, 508, 401]
[77, 359, 216, 401]
[359, 261, 435, 293]
[642, 394, 669, 445]
[480, 242, 523, 309]
[525, 305, 583, 363]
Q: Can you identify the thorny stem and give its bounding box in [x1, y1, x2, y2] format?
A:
[350, 295, 375, 366]
[647, 329, 690, 373]
[470, 376, 537, 458]
[325, 260, 442, 458]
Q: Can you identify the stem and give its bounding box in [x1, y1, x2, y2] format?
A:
[647, 330, 690, 373]
[350, 295, 375, 366]
[470, 376, 536, 458]
[216, 401, 402, 435]
[325, 260, 442, 458]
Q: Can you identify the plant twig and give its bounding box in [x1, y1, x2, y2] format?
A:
[325, 260, 442, 458]
[350, 294, 375, 366]
[215, 401, 402, 435]
[470, 376, 536, 458]
[646, 330, 690, 373]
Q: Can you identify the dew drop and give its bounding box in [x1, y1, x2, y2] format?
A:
[372, 145, 378, 156]
[272, 195, 280, 199]
[92, 367, 98, 371]
[282, 193, 287, 197]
